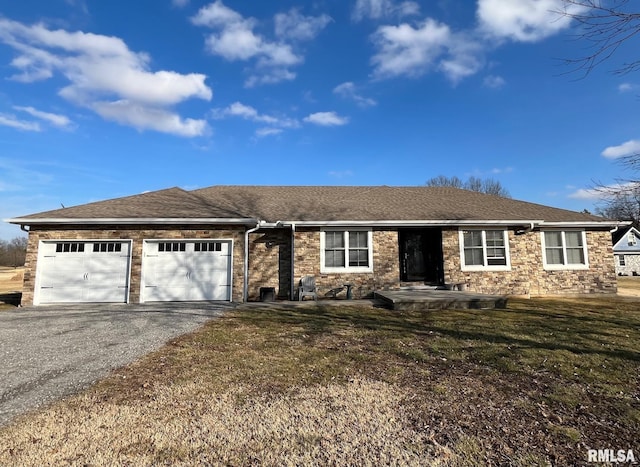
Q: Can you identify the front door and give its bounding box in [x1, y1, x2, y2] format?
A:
[399, 229, 444, 284]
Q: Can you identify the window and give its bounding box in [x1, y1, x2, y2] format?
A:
[92, 242, 122, 253]
[542, 231, 588, 269]
[628, 232, 637, 246]
[158, 242, 186, 252]
[617, 254, 626, 267]
[194, 242, 222, 252]
[321, 230, 373, 273]
[459, 230, 510, 270]
[55, 242, 85, 253]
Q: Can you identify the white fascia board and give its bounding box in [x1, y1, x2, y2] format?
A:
[6, 217, 259, 226]
[539, 220, 629, 228]
[280, 220, 544, 227]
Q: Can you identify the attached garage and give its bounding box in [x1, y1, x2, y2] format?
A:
[141, 239, 233, 302]
[35, 240, 132, 305]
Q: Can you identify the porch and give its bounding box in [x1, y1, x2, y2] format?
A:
[375, 289, 508, 311]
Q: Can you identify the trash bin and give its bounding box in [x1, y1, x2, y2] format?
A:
[259, 287, 276, 302]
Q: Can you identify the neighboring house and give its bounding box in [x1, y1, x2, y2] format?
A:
[612, 226, 640, 276]
[7, 185, 624, 306]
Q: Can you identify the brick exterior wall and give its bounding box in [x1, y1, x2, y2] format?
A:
[21, 224, 617, 306]
[293, 228, 399, 299]
[247, 228, 292, 301]
[441, 229, 617, 296]
[21, 225, 246, 306]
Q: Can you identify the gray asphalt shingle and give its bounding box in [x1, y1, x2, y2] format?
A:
[13, 185, 608, 223]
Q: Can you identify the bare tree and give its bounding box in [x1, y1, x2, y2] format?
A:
[593, 183, 640, 225]
[425, 175, 511, 197]
[0, 237, 28, 267]
[559, 1, 640, 76]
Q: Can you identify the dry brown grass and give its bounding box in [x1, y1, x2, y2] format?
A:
[0, 267, 23, 294]
[617, 276, 640, 297]
[0, 295, 638, 465]
[1, 379, 448, 466]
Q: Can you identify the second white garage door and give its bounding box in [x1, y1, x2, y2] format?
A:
[141, 240, 232, 302]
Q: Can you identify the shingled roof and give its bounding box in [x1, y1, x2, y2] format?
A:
[10, 185, 613, 225]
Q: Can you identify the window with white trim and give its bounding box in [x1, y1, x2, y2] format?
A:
[320, 230, 373, 273]
[628, 232, 637, 246]
[459, 229, 510, 270]
[541, 231, 588, 269]
[617, 254, 626, 267]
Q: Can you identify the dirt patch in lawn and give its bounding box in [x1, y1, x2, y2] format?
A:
[0, 298, 638, 465]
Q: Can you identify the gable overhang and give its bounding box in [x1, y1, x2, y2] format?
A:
[612, 225, 640, 251]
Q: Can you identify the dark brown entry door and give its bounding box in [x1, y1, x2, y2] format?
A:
[399, 229, 444, 284]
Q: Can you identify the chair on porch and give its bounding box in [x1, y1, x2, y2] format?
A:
[297, 276, 318, 301]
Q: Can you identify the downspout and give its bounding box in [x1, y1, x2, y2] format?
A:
[516, 222, 536, 235]
[20, 225, 30, 233]
[290, 222, 296, 300]
[610, 225, 620, 234]
[243, 221, 261, 302]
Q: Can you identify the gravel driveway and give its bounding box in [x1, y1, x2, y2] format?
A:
[0, 302, 233, 426]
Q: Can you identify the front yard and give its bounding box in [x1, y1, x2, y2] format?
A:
[0, 296, 638, 465]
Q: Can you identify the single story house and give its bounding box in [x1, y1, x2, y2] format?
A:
[7, 185, 625, 306]
[613, 226, 640, 275]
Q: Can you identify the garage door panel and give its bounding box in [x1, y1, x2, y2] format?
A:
[35, 241, 131, 305]
[142, 240, 232, 302]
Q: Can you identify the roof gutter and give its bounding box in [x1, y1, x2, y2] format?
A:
[539, 221, 631, 229]
[275, 219, 624, 229]
[5, 217, 259, 226]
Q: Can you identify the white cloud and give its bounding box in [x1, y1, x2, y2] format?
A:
[212, 101, 299, 128]
[91, 100, 208, 137]
[352, 0, 420, 21]
[13, 106, 72, 128]
[274, 9, 332, 41]
[371, 18, 482, 82]
[193, 1, 327, 86]
[245, 69, 296, 88]
[304, 111, 349, 126]
[333, 82, 377, 107]
[255, 127, 283, 137]
[569, 183, 638, 200]
[602, 140, 640, 159]
[0, 18, 211, 137]
[477, 0, 584, 42]
[619, 83, 633, 92]
[483, 74, 506, 89]
[618, 83, 638, 93]
[0, 113, 41, 131]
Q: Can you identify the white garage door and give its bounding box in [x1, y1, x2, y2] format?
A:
[142, 240, 232, 302]
[36, 241, 132, 305]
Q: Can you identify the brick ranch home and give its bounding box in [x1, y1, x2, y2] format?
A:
[7, 185, 625, 306]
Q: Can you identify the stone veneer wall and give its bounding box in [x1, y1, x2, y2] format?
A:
[441, 228, 617, 296]
[615, 253, 640, 276]
[293, 228, 399, 299]
[21, 225, 246, 306]
[247, 229, 292, 301]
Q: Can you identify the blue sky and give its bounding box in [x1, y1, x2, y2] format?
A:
[1, 0, 638, 239]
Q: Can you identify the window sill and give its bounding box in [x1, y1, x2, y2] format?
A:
[543, 264, 589, 271]
[321, 267, 373, 274]
[460, 266, 511, 272]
